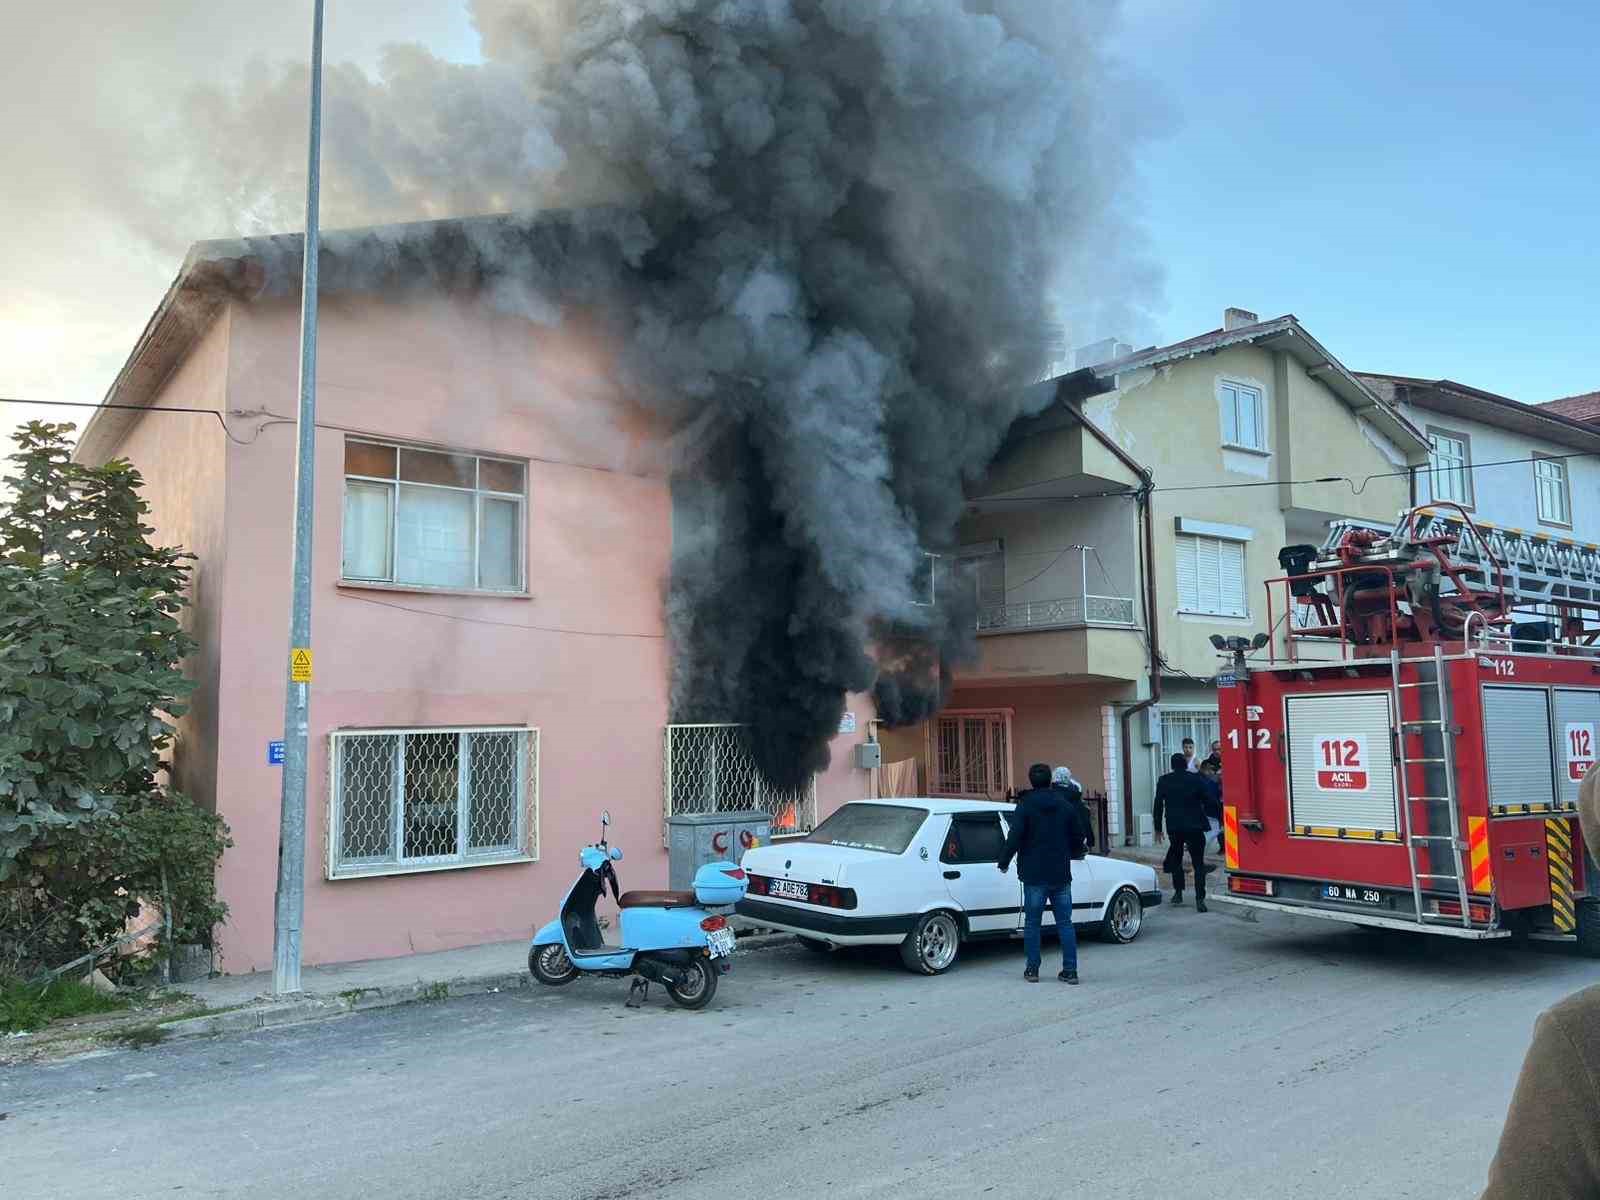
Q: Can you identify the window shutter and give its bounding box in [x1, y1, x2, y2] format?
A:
[1219, 539, 1247, 616]
[1176, 535, 1199, 611]
[1195, 536, 1220, 613]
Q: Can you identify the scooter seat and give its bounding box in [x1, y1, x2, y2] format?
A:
[616, 889, 698, 909]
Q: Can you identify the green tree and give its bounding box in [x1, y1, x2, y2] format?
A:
[0, 422, 197, 874]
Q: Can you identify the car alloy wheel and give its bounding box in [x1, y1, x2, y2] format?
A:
[900, 910, 961, 975]
[1101, 886, 1144, 944]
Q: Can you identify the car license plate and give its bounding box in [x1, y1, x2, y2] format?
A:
[1322, 883, 1382, 905]
[769, 879, 810, 901]
[706, 928, 736, 958]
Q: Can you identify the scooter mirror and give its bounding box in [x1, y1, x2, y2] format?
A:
[609, 846, 623, 862]
[601, 810, 611, 827]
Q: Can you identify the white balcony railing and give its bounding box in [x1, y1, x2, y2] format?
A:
[977, 593, 1137, 632]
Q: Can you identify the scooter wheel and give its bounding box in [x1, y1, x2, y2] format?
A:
[530, 943, 579, 986]
[664, 956, 719, 1010]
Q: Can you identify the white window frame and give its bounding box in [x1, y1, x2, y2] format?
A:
[1219, 380, 1267, 453]
[341, 438, 528, 594]
[1424, 426, 1473, 508]
[1534, 454, 1572, 528]
[327, 725, 539, 880]
[1175, 532, 1249, 618]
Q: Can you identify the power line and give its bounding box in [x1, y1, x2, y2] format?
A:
[341, 589, 665, 639]
[0, 396, 248, 444]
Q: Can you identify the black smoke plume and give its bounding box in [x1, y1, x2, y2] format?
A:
[135, 2, 1155, 787]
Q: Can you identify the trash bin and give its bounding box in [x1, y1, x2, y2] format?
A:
[666, 810, 772, 891]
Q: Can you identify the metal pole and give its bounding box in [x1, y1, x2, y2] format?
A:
[272, 0, 325, 995]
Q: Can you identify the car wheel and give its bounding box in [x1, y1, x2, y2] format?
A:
[796, 936, 834, 954]
[899, 910, 961, 975]
[530, 942, 579, 985]
[1098, 886, 1144, 944]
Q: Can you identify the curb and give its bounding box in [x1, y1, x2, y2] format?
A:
[158, 933, 798, 1045]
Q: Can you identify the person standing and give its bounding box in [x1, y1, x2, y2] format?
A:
[1200, 756, 1225, 856]
[1480, 764, 1600, 1198]
[1154, 752, 1211, 910]
[999, 762, 1088, 984]
[1181, 737, 1199, 772]
[1051, 765, 1096, 858]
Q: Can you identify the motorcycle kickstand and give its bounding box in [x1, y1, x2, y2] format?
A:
[625, 978, 649, 1008]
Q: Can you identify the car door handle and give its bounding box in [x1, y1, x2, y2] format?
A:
[943, 870, 961, 879]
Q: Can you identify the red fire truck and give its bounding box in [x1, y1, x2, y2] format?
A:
[1216, 502, 1600, 953]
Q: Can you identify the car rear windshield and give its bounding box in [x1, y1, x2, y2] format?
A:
[803, 804, 928, 854]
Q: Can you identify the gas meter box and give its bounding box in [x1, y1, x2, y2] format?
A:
[666, 810, 771, 891]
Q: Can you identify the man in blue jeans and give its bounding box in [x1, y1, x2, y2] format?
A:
[999, 762, 1092, 984]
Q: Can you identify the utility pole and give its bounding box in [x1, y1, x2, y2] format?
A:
[272, 0, 325, 995]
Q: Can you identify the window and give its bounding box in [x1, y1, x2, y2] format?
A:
[910, 551, 939, 606]
[1425, 428, 1473, 507]
[1175, 533, 1247, 617]
[1219, 381, 1266, 451]
[958, 542, 1006, 621]
[803, 803, 928, 855]
[1535, 456, 1571, 526]
[931, 712, 1012, 799]
[940, 813, 1008, 864]
[328, 726, 537, 878]
[1162, 710, 1219, 765]
[342, 439, 526, 592]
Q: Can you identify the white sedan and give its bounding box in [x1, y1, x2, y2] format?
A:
[736, 798, 1162, 974]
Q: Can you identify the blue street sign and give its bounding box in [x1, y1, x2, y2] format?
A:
[1216, 673, 1237, 688]
[268, 740, 286, 766]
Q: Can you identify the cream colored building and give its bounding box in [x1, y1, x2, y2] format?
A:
[877, 309, 1431, 846]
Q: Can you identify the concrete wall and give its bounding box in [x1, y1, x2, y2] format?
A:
[110, 312, 232, 813]
[958, 494, 1138, 610]
[202, 294, 673, 971]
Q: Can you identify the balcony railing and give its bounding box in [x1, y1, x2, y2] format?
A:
[977, 593, 1137, 632]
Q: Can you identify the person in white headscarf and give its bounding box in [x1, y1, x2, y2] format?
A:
[1050, 766, 1095, 858]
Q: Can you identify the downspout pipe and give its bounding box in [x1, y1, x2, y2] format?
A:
[1054, 377, 1161, 847]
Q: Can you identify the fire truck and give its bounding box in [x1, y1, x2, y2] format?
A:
[1215, 502, 1600, 954]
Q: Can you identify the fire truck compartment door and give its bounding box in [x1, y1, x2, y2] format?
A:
[1552, 689, 1600, 805]
[1284, 692, 1399, 833]
[1483, 687, 1555, 810]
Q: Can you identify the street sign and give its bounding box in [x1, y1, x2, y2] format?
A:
[1217, 672, 1237, 688]
[290, 648, 313, 683]
[268, 740, 285, 765]
[838, 711, 857, 735]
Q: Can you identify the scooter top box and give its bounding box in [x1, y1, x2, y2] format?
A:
[693, 862, 749, 907]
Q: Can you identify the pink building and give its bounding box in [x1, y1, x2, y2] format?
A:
[77, 222, 872, 974]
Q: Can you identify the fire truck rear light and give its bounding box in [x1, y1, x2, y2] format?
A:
[1228, 876, 1274, 896]
[1433, 899, 1492, 922]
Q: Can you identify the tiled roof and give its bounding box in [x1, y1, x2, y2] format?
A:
[1539, 392, 1600, 423]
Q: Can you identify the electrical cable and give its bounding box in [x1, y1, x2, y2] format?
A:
[339, 590, 665, 639]
[0, 396, 251, 445]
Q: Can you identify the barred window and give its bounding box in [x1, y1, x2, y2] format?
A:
[328, 727, 538, 878]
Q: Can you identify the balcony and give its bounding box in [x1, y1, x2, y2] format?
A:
[978, 593, 1137, 633]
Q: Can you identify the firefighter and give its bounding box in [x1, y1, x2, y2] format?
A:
[1480, 764, 1600, 1198]
[1154, 752, 1212, 911]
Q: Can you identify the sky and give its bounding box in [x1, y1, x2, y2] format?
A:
[1, 0, 1596, 464]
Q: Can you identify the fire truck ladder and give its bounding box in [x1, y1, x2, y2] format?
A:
[1391, 644, 1473, 928]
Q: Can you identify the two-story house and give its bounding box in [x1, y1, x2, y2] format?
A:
[1360, 374, 1600, 626]
[875, 310, 1431, 845]
[74, 219, 871, 974]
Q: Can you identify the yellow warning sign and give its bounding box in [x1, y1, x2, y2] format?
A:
[290, 648, 313, 683]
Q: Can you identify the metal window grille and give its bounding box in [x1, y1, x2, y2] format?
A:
[328, 726, 538, 879]
[662, 724, 816, 837]
[1160, 709, 1219, 764]
[930, 712, 1011, 799]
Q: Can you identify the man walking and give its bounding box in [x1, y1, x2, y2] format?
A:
[999, 762, 1089, 984]
[1051, 765, 1096, 857]
[1155, 752, 1211, 910]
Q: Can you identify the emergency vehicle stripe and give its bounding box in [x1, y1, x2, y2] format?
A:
[1293, 825, 1402, 843]
[1224, 805, 1239, 870]
[1547, 818, 1577, 933]
[1468, 817, 1492, 895]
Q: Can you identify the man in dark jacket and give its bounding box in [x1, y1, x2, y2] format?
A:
[1051, 766, 1096, 858]
[999, 762, 1089, 984]
[1154, 752, 1212, 910]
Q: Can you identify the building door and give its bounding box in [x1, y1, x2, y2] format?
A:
[931, 711, 1012, 799]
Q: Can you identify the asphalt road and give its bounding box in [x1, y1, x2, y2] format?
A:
[5, 899, 1597, 1200]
